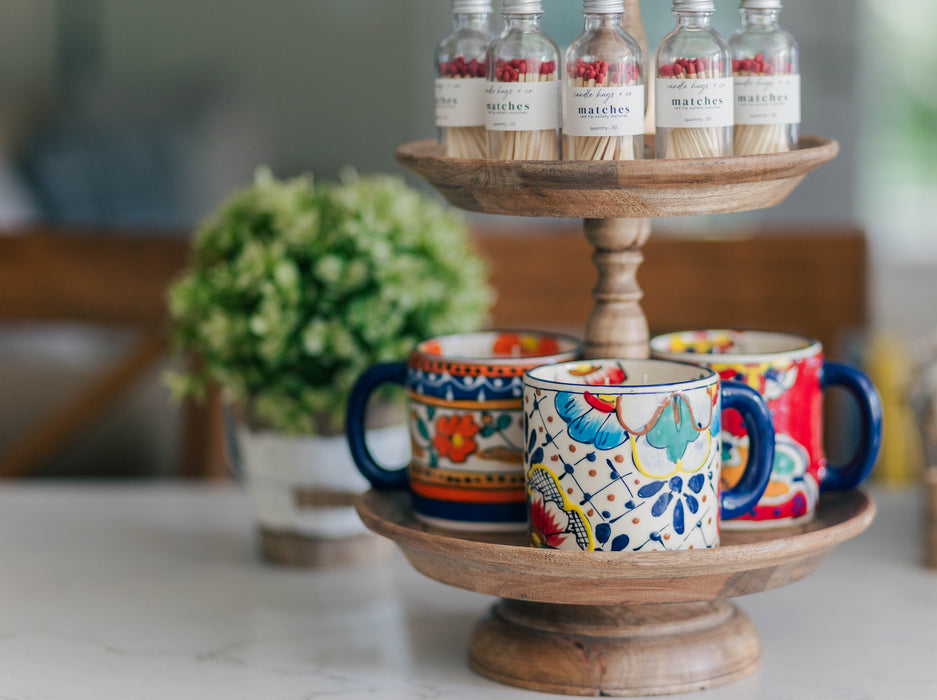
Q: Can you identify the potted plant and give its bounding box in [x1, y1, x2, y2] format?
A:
[166, 168, 492, 565]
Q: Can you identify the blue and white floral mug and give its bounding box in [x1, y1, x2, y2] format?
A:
[523, 359, 775, 552]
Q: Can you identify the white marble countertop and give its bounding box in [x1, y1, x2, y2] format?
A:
[0, 483, 934, 699]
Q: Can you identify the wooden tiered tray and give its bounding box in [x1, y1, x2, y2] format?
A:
[357, 489, 875, 697]
[386, 7, 849, 692]
[396, 136, 838, 219]
[392, 137, 845, 693]
[396, 137, 837, 360]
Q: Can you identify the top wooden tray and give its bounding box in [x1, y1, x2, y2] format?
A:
[356, 488, 874, 607]
[396, 136, 838, 219]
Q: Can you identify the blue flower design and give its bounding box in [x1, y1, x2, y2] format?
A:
[637, 473, 706, 535]
[555, 392, 629, 450]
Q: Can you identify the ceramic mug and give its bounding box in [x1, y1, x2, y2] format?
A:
[347, 331, 582, 531]
[650, 330, 883, 527]
[523, 359, 775, 552]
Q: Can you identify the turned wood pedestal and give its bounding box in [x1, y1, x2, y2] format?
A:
[357, 490, 874, 697]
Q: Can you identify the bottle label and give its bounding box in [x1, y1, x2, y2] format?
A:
[435, 78, 487, 128]
[734, 75, 801, 125]
[484, 81, 562, 132]
[563, 85, 646, 137]
[655, 78, 734, 129]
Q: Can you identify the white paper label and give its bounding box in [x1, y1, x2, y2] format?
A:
[655, 78, 734, 129]
[563, 85, 645, 137]
[435, 78, 487, 128]
[734, 74, 801, 125]
[484, 81, 562, 132]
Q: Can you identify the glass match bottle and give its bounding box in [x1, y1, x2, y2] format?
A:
[435, 0, 494, 159]
[485, 0, 561, 160]
[564, 0, 645, 161]
[655, 0, 733, 159]
[729, 0, 800, 155]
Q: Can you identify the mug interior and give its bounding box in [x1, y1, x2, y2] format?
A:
[417, 331, 581, 364]
[650, 330, 820, 363]
[525, 359, 715, 392]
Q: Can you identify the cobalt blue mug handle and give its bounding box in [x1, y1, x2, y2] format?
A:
[720, 381, 776, 520]
[819, 361, 883, 491]
[345, 362, 410, 490]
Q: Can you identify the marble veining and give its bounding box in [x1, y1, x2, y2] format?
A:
[0, 484, 934, 699]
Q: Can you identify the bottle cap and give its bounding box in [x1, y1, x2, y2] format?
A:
[502, 1, 543, 14]
[582, 0, 625, 12]
[452, 0, 493, 13]
[672, 0, 716, 10]
[741, 0, 781, 8]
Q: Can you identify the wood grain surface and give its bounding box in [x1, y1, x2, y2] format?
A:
[395, 136, 838, 219]
[469, 598, 761, 697]
[355, 489, 874, 606]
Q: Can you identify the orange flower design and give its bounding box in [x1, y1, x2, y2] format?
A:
[433, 414, 480, 463]
[493, 333, 560, 358]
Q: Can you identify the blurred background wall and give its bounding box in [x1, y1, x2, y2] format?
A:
[0, 0, 933, 477]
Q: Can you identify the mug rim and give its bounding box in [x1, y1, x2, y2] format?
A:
[412, 329, 583, 366]
[524, 358, 718, 394]
[649, 329, 822, 364]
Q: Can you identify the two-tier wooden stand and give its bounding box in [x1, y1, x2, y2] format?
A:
[356, 4, 869, 695]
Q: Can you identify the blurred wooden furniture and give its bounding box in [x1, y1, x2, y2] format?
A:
[0, 224, 867, 480]
[0, 228, 223, 478]
[476, 223, 867, 360]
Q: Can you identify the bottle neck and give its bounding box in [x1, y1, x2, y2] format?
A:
[583, 13, 624, 32]
[674, 11, 714, 30]
[504, 14, 542, 30]
[452, 13, 489, 32]
[740, 8, 781, 29]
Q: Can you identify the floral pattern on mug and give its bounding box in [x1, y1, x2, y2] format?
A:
[432, 414, 480, 463]
[493, 333, 561, 358]
[568, 361, 628, 385]
[722, 433, 817, 521]
[556, 392, 629, 450]
[411, 404, 522, 469]
[717, 362, 797, 401]
[525, 381, 723, 552]
[526, 465, 594, 551]
[636, 474, 707, 539]
[650, 329, 883, 527]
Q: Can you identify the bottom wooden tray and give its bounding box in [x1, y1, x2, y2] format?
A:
[356, 489, 875, 697]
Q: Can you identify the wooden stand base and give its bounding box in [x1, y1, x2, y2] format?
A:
[469, 598, 760, 697]
[258, 528, 393, 568]
[356, 489, 873, 696]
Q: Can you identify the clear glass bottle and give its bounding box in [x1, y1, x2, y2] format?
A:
[435, 1, 494, 159]
[564, 0, 645, 161]
[485, 0, 561, 160]
[729, 0, 800, 155]
[655, 0, 733, 159]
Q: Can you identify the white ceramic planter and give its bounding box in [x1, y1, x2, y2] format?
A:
[232, 419, 410, 564]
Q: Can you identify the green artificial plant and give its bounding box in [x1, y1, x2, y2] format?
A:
[167, 169, 493, 434]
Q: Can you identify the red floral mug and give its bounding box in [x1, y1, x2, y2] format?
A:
[346, 331, 581, 531]
[651, 330, 883, 527]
